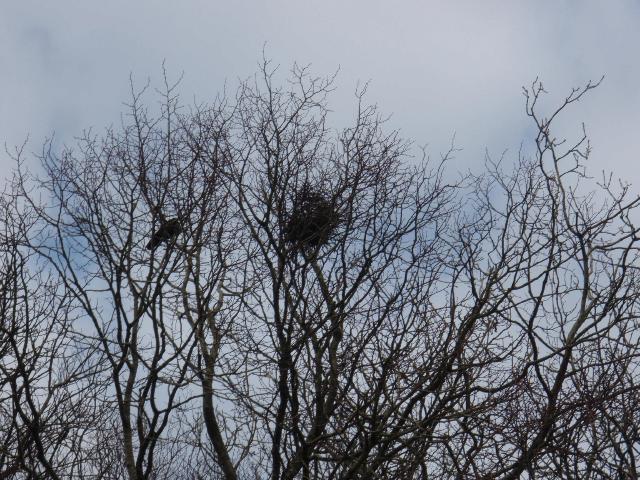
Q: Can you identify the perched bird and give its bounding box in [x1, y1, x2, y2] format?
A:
[146, 218, 182, 251]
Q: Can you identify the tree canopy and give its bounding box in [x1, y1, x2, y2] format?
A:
[1, 65, 639, 479]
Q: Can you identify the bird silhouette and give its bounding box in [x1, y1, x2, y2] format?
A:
[146, 218, 182, 251]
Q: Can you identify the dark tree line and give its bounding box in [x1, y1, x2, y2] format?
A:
[1, 64, 639, 479]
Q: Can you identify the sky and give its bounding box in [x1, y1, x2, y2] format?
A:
[1, 0, 640, 190]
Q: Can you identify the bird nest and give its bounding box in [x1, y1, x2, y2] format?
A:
[283, 184, 340, 249]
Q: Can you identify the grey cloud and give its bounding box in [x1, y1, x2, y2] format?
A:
[1, 0, 639, 188]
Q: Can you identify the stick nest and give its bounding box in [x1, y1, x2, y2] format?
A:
[284, 184, 340, 249]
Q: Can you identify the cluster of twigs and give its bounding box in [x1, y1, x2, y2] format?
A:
[283, 183, 340, 250]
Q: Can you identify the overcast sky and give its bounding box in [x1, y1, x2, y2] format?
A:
[2, 0, 639, 189]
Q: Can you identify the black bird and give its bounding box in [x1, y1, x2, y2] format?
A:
[146, 218, 182, 251]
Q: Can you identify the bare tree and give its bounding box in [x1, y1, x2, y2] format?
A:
[3, 64, 640, 479]
[6, 72, 236, 478]
[0, 176, 107, 479]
